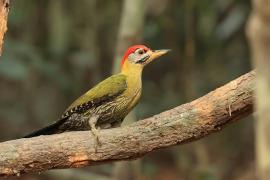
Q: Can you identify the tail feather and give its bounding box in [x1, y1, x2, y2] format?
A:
[23, 119, 66, 138]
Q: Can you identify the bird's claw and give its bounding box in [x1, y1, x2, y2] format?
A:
[88, 115, 100, 152]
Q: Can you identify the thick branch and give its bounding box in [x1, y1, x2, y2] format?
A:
[0, 71, 255, 177]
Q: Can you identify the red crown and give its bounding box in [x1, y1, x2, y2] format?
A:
[121, 45, 150, 66]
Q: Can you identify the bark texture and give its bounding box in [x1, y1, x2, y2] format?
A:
[247, 0, 270, 179]
[0, 71, 254, 177]
[0, 0, 9, 54]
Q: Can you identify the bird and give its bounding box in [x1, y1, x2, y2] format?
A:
[23, 45, 170, 140]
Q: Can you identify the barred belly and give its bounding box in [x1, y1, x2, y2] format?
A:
[58, 92, 139, 132]
[91, 95, 130, 126]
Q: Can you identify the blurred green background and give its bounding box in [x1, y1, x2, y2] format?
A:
[1, 0, 253, 180]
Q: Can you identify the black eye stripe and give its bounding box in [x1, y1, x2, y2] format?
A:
[135, 55, 150, 64]
[135, 48, 145, 55]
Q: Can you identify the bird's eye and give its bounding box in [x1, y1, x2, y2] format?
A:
[136, 49, 144, 55]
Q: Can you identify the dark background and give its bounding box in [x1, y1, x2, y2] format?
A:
[0, 0, 253, 180]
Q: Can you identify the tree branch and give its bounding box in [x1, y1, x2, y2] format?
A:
[0, 71, 255, 177]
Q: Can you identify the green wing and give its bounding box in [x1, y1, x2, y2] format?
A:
[61, 74, 127, 119]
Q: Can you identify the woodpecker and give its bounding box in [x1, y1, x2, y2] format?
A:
[23, 45, 169, 138]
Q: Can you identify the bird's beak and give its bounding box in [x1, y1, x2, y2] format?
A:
[146, 49, 170, 65]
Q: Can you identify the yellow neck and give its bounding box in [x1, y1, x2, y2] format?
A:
[121, 60, 143, 78]
[120, 60, 143, 109]
[121, 61, 143, 90]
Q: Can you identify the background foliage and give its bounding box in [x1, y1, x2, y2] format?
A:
[1, 0, 253, 179]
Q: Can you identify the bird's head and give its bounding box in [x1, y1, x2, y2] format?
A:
[121, 45, 170, 73]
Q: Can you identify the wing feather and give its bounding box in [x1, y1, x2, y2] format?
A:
[61, 74, 127, 119]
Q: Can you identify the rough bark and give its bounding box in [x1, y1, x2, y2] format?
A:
[0, 71, 254, 177]
[0, 0, 9, 55]
[247, 0, 270, 179]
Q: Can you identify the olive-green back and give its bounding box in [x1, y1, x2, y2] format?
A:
[65, 74, 127, 114]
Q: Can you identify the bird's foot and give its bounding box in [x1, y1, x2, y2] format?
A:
[88, 115, 101, 152]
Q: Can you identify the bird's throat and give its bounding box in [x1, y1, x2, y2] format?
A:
[121, 62, 143, 109]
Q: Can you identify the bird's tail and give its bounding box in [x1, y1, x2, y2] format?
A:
[23, 119, 66, 138]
